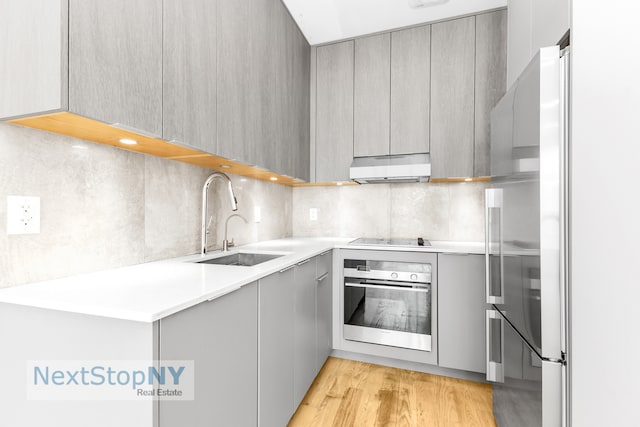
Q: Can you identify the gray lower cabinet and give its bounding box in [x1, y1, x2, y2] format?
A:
[438, 254, 486, 373]
[430, 16, 476, 179]
[293, 259, 318, 407]
[315, 251, 333, 371]
[259, 268, 295, 427]
[354, 34, 391, 157]
[316, 41, 354, 182]
[162, 0, 217, 153]
[159, 282, 258, 427]
[69, 0, 162, 136]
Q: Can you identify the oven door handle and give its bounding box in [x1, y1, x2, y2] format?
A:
[345, 281, 430, 292]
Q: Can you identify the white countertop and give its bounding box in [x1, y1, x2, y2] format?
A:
[0, 237, 484, 323]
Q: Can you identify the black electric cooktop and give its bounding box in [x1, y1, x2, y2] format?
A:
[349, 237, 431, 247]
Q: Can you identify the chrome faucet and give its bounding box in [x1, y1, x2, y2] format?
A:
[223, 214, 248, 252]
[202, 172, 238, 254]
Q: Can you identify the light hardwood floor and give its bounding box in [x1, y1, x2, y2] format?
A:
[289, 357, 496, 427]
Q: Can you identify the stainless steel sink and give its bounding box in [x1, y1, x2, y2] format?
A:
[196, 252, 284, 267]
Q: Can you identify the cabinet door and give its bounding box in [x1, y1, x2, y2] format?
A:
[159, 283, 258, 427]
[0, 0, 67, 119]
[259, 268, 295, 427]
[294, 258, 318, 408]
[316, 252, 333, 371]
[474, 10, 507, 177]
[438, 254, 486, 373]
[274, 3, 310, 180]
[316, 41, 354, 182]
[390, 25, 431, 155]
[163, 0, 217, 153]
[217, 0, 275, 167]
[354, 34, 390, 157]
[430, 16, 475, 178]
[69, 0, 162, 136]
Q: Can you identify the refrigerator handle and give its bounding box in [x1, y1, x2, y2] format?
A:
[486, 309, 505, 382]
[485, 188, 504, 304]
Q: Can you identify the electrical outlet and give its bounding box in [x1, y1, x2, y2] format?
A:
[254, 206, 261, 223]
[309, 208, 318, 221]
[7, 195, 40, 235]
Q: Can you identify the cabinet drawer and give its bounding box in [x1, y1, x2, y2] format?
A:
[316, 251, 332, 278]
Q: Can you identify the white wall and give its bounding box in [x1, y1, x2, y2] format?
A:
[570, 1, 640, 424]
[0, 123, 292, 288]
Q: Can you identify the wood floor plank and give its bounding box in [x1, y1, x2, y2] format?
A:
[288, 357, 496, 427]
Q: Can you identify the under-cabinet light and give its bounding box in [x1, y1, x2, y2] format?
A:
[119, 138, 138, 145]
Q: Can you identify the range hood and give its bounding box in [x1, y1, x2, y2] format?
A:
[349, 153, 431, 184]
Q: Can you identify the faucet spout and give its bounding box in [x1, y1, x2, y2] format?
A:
[202, 172, 238, 254]
[223, 214, 248, 252]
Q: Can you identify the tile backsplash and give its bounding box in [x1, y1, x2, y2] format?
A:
[0, 122, 485, 289]
[0, 123, 292, 288]
[292, 182, 487, 241]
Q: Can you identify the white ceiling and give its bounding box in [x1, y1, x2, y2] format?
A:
[283, 0, 507, 45]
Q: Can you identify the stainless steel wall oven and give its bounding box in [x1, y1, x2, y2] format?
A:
[341, 249, 437, 352]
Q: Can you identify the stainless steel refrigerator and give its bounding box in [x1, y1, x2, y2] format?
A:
[485, 45, 569, 427]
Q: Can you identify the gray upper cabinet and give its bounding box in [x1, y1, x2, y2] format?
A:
[217, 0, 273, 166]
[217, 0, 310, 179]
[159, 282, 258, 427]
[430, 16, 476, 178]
[390, 25, 431, 155]
[0, 0, 68, 119]
[163, 0, 217, 153]
[438, 254, 486, 373]
[354, 34, 391, 157]
[69, 0, 162, 136]
[0, 0, 162, 135]
[274, 3, 311, 180]
[475, 10, 507, 177]
[316, 41, 355, 182]
[313, 12, 506, 181]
